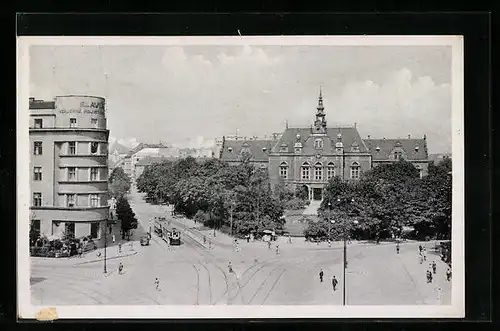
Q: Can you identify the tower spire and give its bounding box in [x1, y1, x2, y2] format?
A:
[313, 86, 327, 132]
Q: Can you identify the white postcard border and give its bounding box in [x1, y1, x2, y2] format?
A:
[17, 35, 465, 319]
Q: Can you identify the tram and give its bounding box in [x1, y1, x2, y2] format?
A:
[154, 217, 181, 245]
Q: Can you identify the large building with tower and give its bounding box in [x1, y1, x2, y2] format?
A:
[220, 89, 431, 202]
[29, 95, 110, 242]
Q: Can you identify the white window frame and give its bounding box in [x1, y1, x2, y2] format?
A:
[68, 141, 76, 155]
[34, 118, 43, 128]
[90, 167, 99, 181]
[67, 167, 77, 181]
[33, 166, 42, 181]
[279, 162, 288, 179]
[314, 162, 323, 180]
[301, 162, 310, 180]
[90, 142, 99, 155]
[350, 162, 360, 179]
[315, 138, 323, 149]
[66, 194, 76, 207]
[33, 192, 42, 207]
[415, 165, 423, 179]
[327, 162, 335, 179]
[34, 141, 43, 155]
[90, 194, 99, 207]
[70, 118, 77, 128]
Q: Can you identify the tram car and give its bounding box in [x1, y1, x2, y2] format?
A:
[154, 218, 181, 246]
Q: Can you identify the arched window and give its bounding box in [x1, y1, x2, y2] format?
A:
[314, 162, 323, 180]
[301, 162, 310, 180]
[415, 164, 423, 179]
[279, 161, 288, 179]
[350, 162, 360, 179]
[327, 162, 335, 179]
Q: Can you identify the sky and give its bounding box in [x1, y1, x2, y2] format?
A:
[29, 44, 453, 153]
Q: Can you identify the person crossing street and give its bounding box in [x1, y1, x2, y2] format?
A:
[332, 276, 338, 291]
[155, 278, 161, 291]
[319, 269, 324, 282]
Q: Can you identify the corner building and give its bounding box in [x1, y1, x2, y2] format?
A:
[29, 95, 110, 242]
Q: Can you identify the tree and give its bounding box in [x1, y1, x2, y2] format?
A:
[116, 196, 138, 240]
[109, 167, 131, 198]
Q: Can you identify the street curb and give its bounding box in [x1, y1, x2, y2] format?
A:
[73, 251, 139, 266]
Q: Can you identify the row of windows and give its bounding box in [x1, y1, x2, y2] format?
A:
[32, 166, 103, 181]
[32, 117, 99, 129]
[32, 192, 104, 208]
[33, 141, 106, 156]
[30, 220, 101, 240]
[279, 162, 360, 180]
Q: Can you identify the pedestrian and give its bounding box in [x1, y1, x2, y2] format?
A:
[246, 235, 250, 243]
[426, 269, 432, 283]
[423, 248, 427, 261]
[78, 245, 83, 258]
[208, 240, 212, 249]
[319, 269, 324, 282]
[327, 240, 332, 248]
[419, 245, 423, 254]
[228, 262, 233, 273]
[275, 245, 280, 255]
[118, 242, 122, 254]
[288, 235, 292, 244]
[446, 268, 452, 282]
[396, 242, 400, 254]
[332, 276, 338, 291]
[267, 241, 271, 250]
[118, 262, 124, 275]
[419, 254, 424, 264]
[203, 236, 206, 244]
[432, 261, 437, 274]
[155, 278, 161, 291]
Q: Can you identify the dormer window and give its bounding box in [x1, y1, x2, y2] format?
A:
[375, 146, 380, 152]
[415, 146, 419, 152]
[314, 138, 323, 149]
[228, 147, 233, 152]
[262, 147, 267, 152]
[280, 143, 288, 153]
[394, 151, 403, 160]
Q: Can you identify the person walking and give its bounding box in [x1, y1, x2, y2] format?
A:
[208, 240, 212, 249]
[432, 261, 437, 274]
[155, 278, 161, 291]
[267, 241, 271, 250]
[78, 245, 83, 258]
[426, 269, 433, 283]
[327, 240, 332, 248]
[419, 253, 424, 264]
[288, 235, 292, 244]
[118, 262, 124, 275]
[246, 235, 250, 243]
[446, 268, 452, 282]
[118, 242, 122, 254]
[228, 261, 233, 274]
[396, 242, 400, 254]
[203, 236, 206, 245]
[419, 245, 423, 254]
[422, 248, 427, 261]
[319, 269, 324, 283]
[332, 276, 338, 291]
[275, 245, 280, 255]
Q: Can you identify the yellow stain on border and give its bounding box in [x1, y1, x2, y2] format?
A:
[34, 307, 58, 321]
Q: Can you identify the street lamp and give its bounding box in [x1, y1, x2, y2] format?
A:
[331, 197, 358, 306]
[104, 219, 108, 274]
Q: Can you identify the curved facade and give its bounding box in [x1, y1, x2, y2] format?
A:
[29, 95, 109, 241]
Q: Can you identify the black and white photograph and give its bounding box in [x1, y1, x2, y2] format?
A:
[17, 36, 464, 319]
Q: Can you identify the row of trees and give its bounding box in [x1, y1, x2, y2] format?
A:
[108, 167, 137, 239]
[305, 159, 452, 241]
[137, 155, 287, 236]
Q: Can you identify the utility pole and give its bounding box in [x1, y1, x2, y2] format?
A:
[230, 203, 234, 236]
[104, 220, 108, 274]
[343, 227, 347, 306]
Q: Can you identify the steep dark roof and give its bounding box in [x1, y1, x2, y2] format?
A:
[110, 142, 131, 155]
[271, 127, 369, 154]
[364, 138, 428, 160]
[220, 139, 274, 162]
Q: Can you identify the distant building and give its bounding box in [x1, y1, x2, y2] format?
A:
[123, 142, 179, 181]
[220, 89, 431, 201]
[29, 95, 110, 242]
[429, 153, 452, 165]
